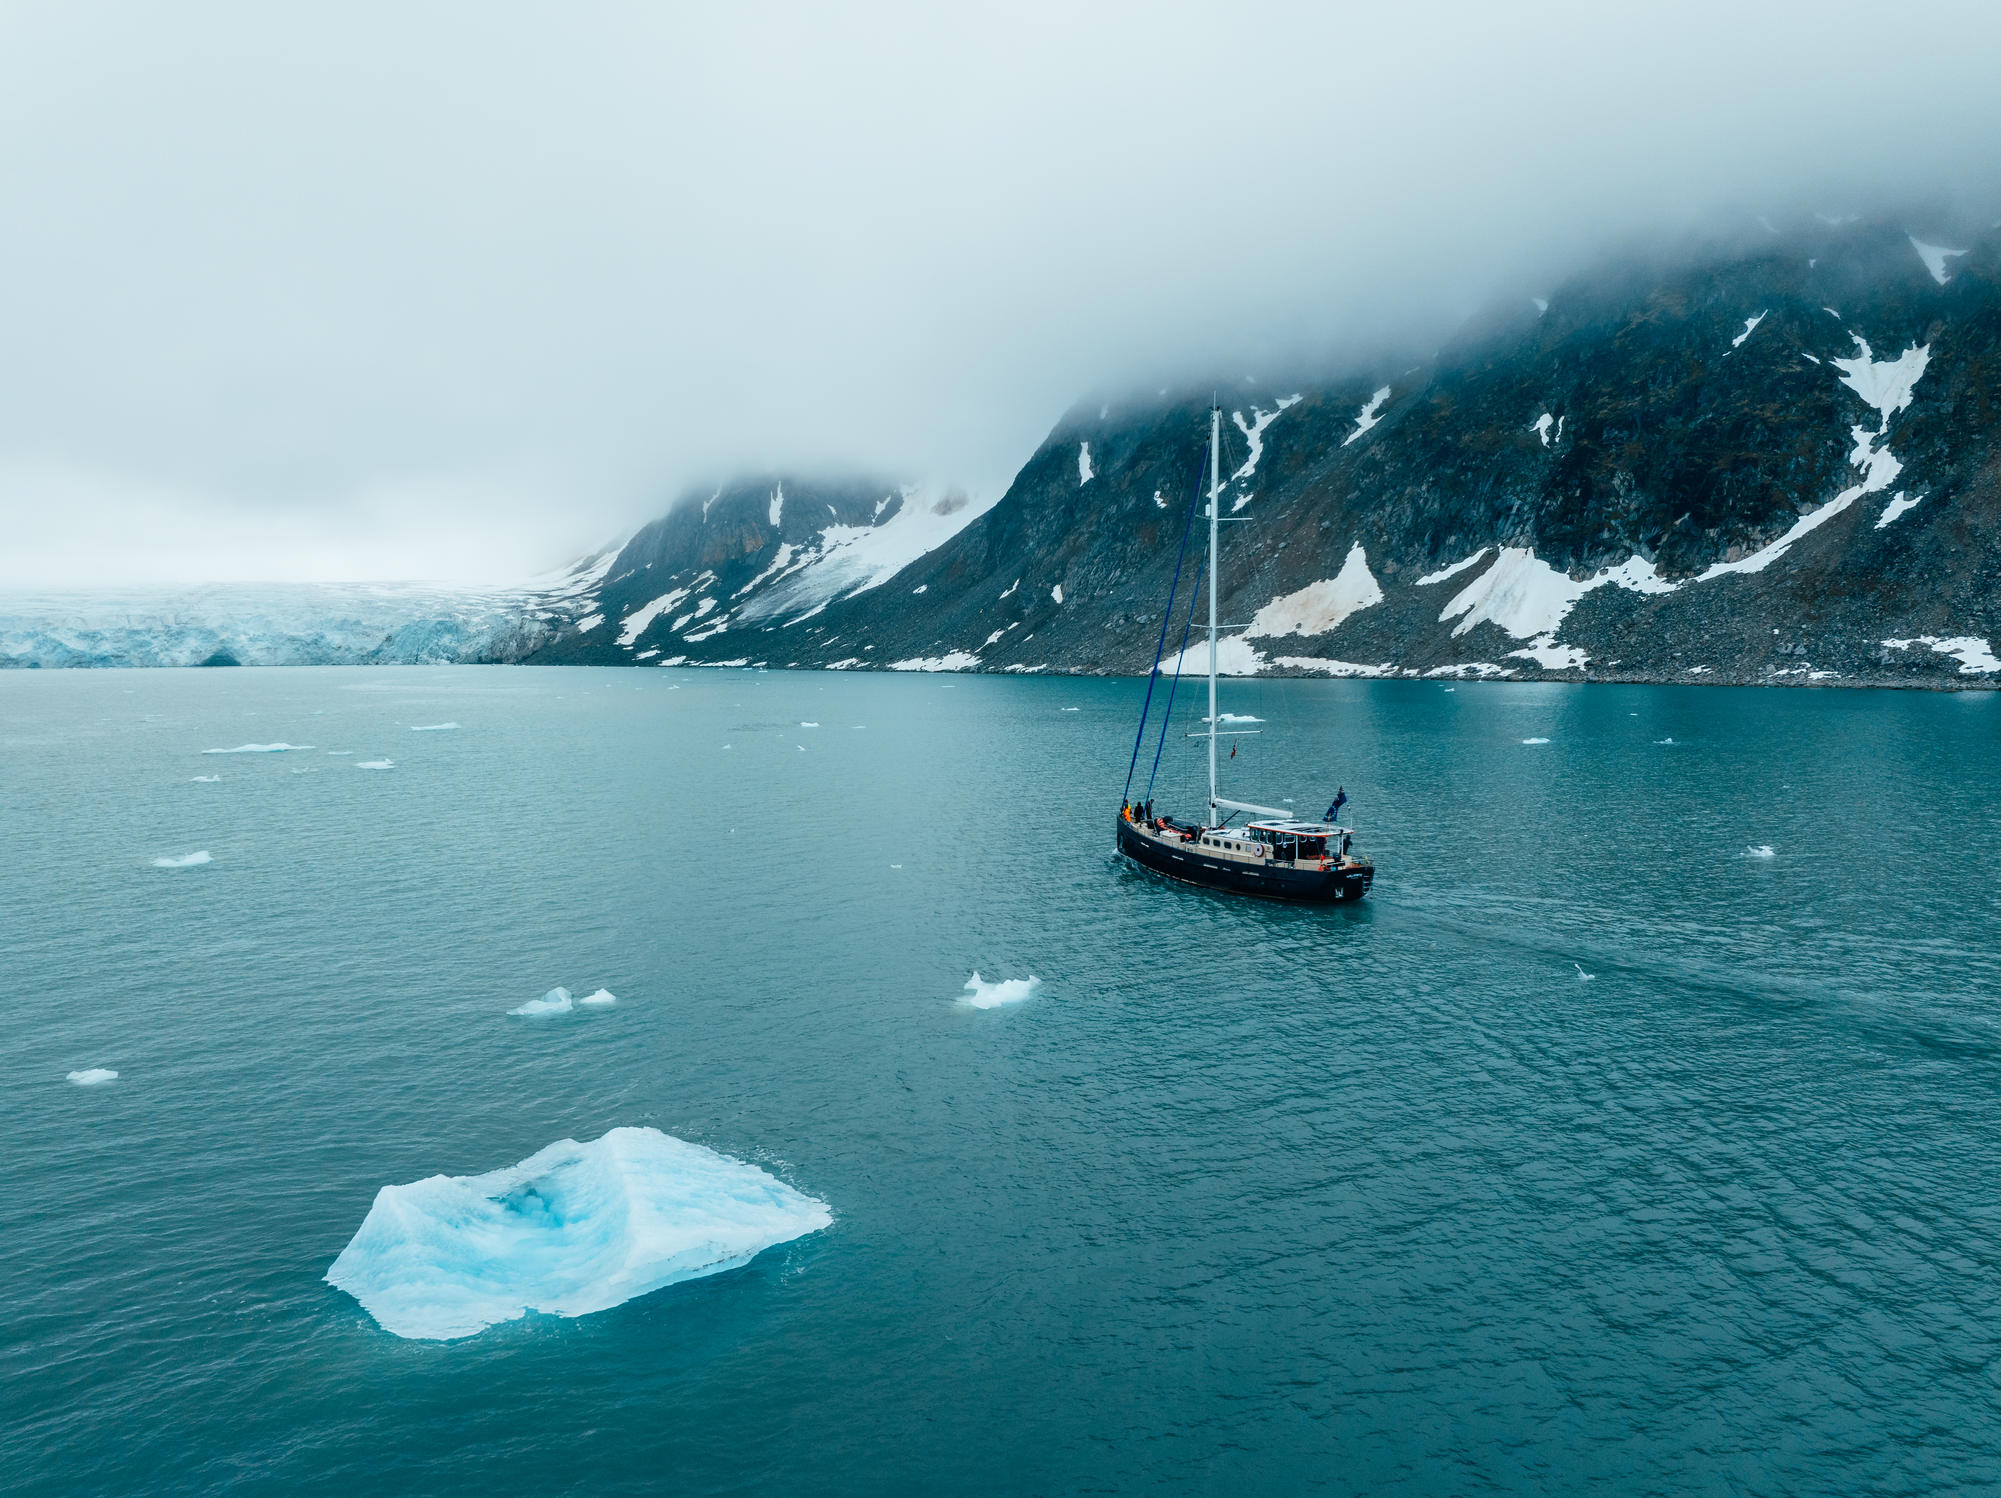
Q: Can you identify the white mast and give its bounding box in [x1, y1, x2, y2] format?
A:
[1207, 404, 1220, 821]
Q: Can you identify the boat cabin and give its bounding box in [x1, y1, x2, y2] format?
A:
[1245, 820, 1353, 864]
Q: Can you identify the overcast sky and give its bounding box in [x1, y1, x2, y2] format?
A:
[3, 1, 1999, 587]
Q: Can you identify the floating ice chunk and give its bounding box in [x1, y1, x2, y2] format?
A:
[800, 721, 819, 727]
[191, 774, 221, 783]
[325, 1126, 832, 1340]
[68, 1068, 118, 1085]
[1246, 544, 1383, 638]
[355, 759, 394, 770]
[1876, 493, 1921, 528]
[579, 988, 617, 1007]
[410, 723, 459, 732]
[1655, 737, 1675, 745]
[510, 987, 573, 1017]
[1574, 964, 1594, 982]
[1061, 706, 1080, 712]
[1212, 712, 1263, 724]
[1343, 386, 1392, 446]
[152, 851, 212, 868]
[1521, 737, 1550, 745]
[1744, 845, 1777, 859]
[1910, 236, 1967, 285]
[204, 743, 313, 754]
[962, 972, 1041, 1009]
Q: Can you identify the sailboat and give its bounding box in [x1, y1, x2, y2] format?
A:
[1115, 406, 1374, 903]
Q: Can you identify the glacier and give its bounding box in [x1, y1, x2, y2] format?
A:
[324, 1126, 832, 1340]
[0, 553, 615, 669]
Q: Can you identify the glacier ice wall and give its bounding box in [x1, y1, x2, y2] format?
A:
[325, 1126, 831, 1340]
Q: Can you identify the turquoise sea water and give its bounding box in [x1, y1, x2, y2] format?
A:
[4, 666, 2000, 1496]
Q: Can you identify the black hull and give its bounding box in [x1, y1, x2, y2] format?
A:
[1116, 817, 1372, 904]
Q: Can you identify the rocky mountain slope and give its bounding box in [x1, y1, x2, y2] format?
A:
[535, 216, 2001, 689]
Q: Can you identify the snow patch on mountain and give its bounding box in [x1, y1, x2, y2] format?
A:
[1229, 396, 1301, 483]
[1876, 493, 1921, 528]
[1078, 443, 1094, 484]
[1700, 339, 1927, 580]
[736, 486, 994, 625]
[1441, 549, 1668, 641]
[1343, 387, 1392, 446]
[1246, 545, 1384, 638]
[1884, 636, 2000, 674]
[1910, 237, 1967, 285]
[617, 588, 690, 647]
[1418, 549, 1490, 586]
[1728, 312, 1767, 352]
[1163, 634, 1266, 677]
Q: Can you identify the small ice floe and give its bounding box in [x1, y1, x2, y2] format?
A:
[962, 972, 1041, 1009]
[324, 1126, 832, 1340]
[509, 987, 573, 1017]
[410, 723, 459, 732]
[152, 851, 212, 868]
[579, 988, 617, 1007]
[1655, 737, 1675, 745]
[203, 743, 313, 754]
[1061, 707, 1080, 712]
[1744, 845, 1777, 860]
[1574, 964, 1594, 982]
[1521, 737, 1551, 745]
[191, 774, 221, 783]
[326, 750, 353, 755]
[67, 1068, 118, 1086]
[800, 721, 819, 728]
[355, 759, 394, 770]
[1213, 712, 1263, 724]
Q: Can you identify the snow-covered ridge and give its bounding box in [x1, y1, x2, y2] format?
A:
[729, 484, 997, 628]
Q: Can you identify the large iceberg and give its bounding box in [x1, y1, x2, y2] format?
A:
[325, 1127, 832, 1340]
